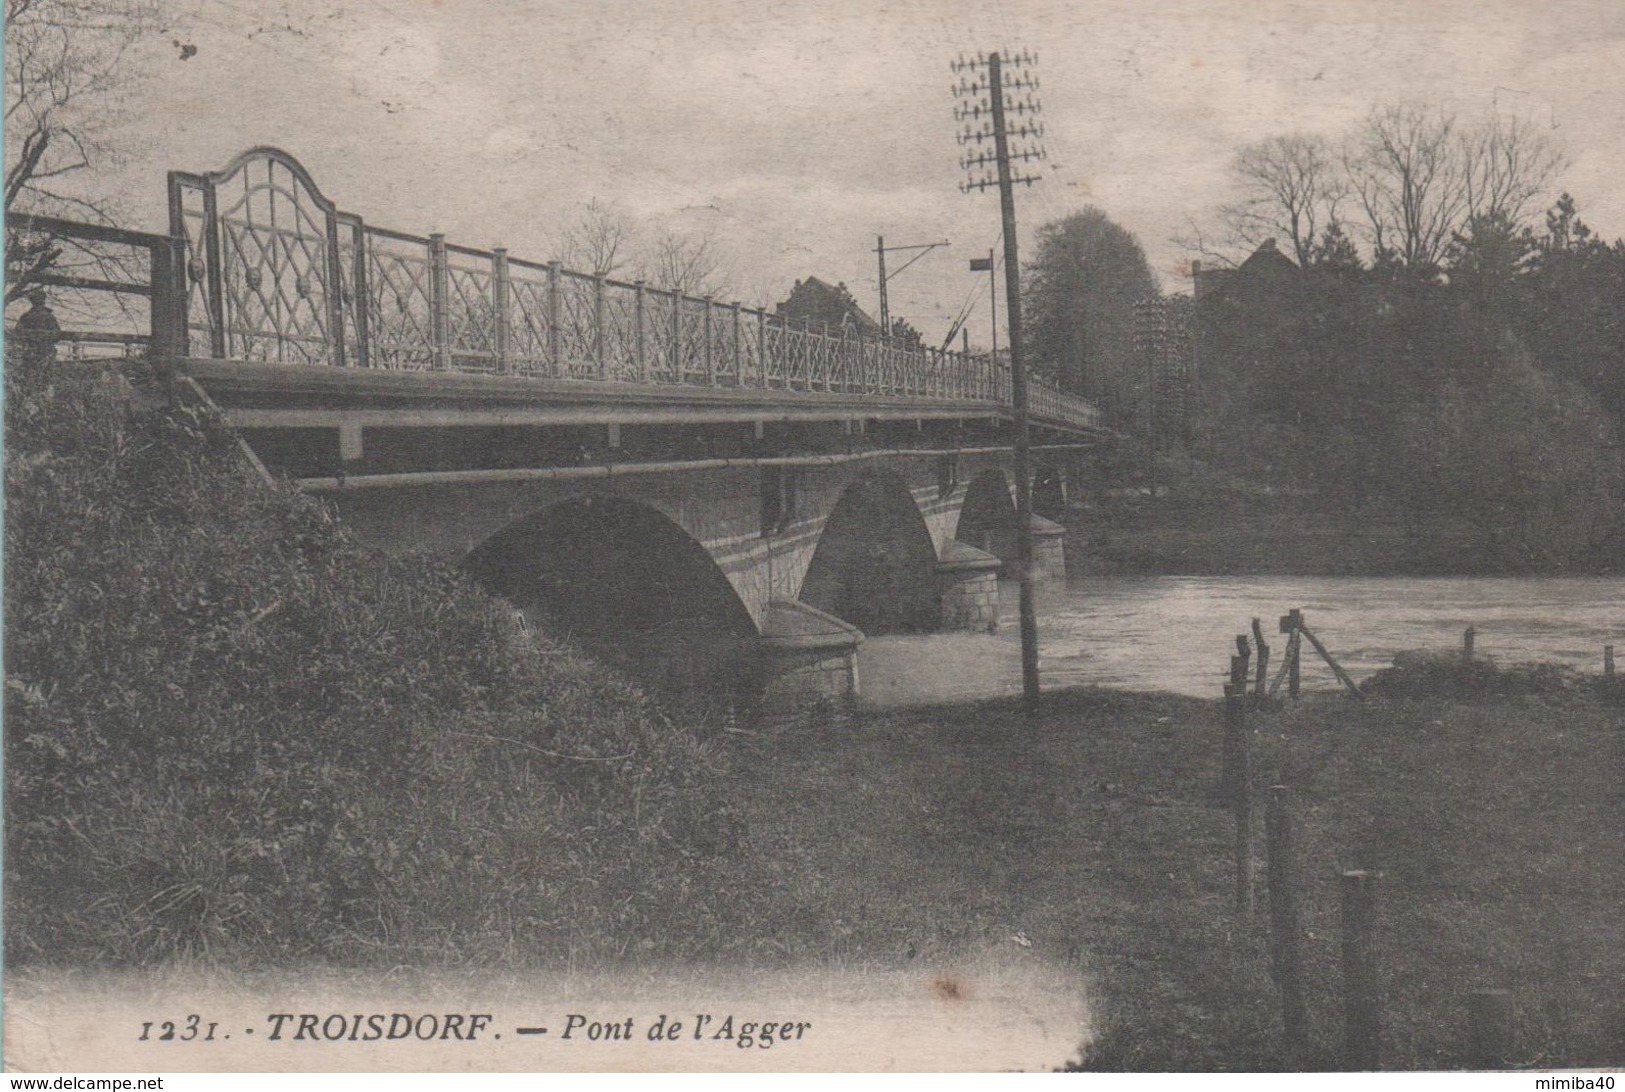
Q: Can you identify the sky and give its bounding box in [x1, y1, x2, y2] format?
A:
[63, 0, 1625, 349]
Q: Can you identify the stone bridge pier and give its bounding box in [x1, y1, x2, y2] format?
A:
[313, 449, 1077, 710]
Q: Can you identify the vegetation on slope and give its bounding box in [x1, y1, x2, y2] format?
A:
[3, 366, 750, 968]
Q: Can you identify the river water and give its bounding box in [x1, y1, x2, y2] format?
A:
[859, 575, 1625, 705]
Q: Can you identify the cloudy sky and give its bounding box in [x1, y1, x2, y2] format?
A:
[87, 0, 1625, 348]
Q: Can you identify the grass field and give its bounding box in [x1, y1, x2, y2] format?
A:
[725, 679, 1624, 1070]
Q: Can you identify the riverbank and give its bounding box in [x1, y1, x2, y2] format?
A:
[1066, 464, 1624, 577]
[725, 672, 1624, 1070]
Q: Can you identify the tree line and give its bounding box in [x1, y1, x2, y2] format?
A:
[1021, 104, 1624, 572]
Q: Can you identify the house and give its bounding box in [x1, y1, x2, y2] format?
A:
[1192, 238, 1300, 302]
[774, 277, 883, 335]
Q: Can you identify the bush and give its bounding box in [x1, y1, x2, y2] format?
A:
[1358, 652, 1596, 701]
[4, 367, 745, 968]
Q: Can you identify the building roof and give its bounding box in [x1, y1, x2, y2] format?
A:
[774, 276, 882, 335]
[1193, 239, 1300, 301]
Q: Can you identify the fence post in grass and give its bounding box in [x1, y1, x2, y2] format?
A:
[1465, 988, 1512, 1069]
[1462, 626, 1475, 662]
[1266, 785, 1308, 1063]
[1253, 617, 1271, 705]
[1226, 683, 1253, 916]
[1341, 869, 1383, 1070]
[1222, 675, 1244, 802]
[1606, 645, 1615, 680]
[1279, 609, 1303, 699]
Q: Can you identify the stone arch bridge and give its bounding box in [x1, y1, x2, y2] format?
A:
[17, 146, 1111, 703]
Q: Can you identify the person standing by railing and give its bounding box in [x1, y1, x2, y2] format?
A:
[10, 288, 62, 386]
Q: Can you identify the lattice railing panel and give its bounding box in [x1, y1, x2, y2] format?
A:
[446, 251, 498, 370]
[555, 272, 597, 379]
[601, 281, 639, 381]
[506, 265, 555, 377]
[365, 233, 435, 369]
[643, 291, 678, 383]
[168, 147, 1104, 431]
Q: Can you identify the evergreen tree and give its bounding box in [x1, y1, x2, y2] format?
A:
[1023, 208, 1159, 424]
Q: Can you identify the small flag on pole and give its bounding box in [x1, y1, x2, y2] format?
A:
[969, 256, 994, 271]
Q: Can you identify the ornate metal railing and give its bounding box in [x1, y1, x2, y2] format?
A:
[162, 147, 1101, 429]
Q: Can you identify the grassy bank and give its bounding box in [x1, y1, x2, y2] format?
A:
[722, 675, 1623, 1070]
[3, 367, 763, 968]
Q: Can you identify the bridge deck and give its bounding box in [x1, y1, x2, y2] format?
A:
[181, 358, 1106, 436]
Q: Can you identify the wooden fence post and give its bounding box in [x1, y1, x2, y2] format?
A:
[1266, 785, 1308, 1062]
[1253, 617, 1271, 704]
[1605, 645, 1615, 680]
[1463, 626, 1476, 661]
[1289, 609, 1303, 699]
[1341, 869, 1383, 1070]
[1465, 988, 1513, 1069]
[1225, 683, 1253, 915]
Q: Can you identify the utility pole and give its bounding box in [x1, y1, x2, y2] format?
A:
[875, 236, 949, 335]
[877, 235, 888, 331]
[954, 49, 1045, 716]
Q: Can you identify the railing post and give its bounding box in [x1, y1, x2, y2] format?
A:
[671, 290, 683, 380]
[349, 220, 370, 369]
[820, 322, 831, 391]
[546, 261, 562, 375]
[593, 273, 607, 380]
[703, 298, 715, 385]
[756, 309, 767, 388]
[781, 313, 792, 389]
[731, 301, 742, 386]
[147, 237, 179, 362]
[428, 233, 451, 371]
[634, 281, 648, 382]
[838, 324, 849, 392]
[492, 247, 510, 374]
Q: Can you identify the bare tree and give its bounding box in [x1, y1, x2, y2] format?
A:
[1459, 111, 1566, 226]
[553, 197, 634, 278]
[6, 0, 163, 212]
[6, 0, 166, 313]
[638, 230, 730, 299]
[1221, 133, 1344, 268]
[1346, 104, 1470, 274]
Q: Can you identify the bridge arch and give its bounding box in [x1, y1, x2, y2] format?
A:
[798, 471, 939, 634]
[1033, 460, 1069, 520]
[461, 494, 760, 694]
[954, 469, 1018, 561]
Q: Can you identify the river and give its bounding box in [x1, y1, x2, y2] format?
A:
[859, 575, 1625, 705]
